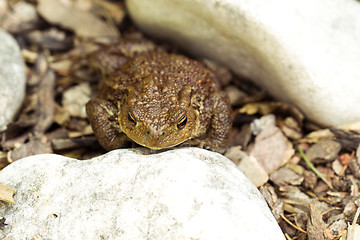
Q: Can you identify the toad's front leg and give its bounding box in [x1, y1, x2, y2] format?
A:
[200, 92, 232, 153]
[86, 98, 129, 150]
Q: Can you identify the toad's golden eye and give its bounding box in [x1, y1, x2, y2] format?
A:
[128, 112, 136, 126]
[177, 115, 187, 130]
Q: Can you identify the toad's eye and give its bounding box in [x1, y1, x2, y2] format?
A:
[177, 115, 187, 130]
[128, 112, 136, 126]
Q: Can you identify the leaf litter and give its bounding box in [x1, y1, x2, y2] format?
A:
[1, 1, 360, 239]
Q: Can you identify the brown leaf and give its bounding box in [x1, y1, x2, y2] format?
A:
[301, 129, 336, 144]
[37, 0, 119, 38]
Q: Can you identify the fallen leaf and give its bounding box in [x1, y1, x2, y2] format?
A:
[37, 0, 119, 38]
[301, 129, 336, 144]
[239, 101, 304, 124]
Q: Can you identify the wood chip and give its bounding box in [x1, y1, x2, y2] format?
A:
[62, 83, 91, 118]
[307, 199, 329, 240]
[305, 140, 342, 163]
[0, 182, 16, 204]
[270, 167, 304, 187]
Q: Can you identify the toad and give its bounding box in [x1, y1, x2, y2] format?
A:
[86, 46, 232, 152]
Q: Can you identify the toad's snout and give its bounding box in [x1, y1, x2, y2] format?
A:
[143, 126, 170, 149]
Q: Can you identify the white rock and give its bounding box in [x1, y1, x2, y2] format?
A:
[0, 29, 26, 131]
[126, 0, 360, 126]
[0, 148, 285, 240]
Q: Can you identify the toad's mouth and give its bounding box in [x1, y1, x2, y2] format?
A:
[131, 137, 190, 150]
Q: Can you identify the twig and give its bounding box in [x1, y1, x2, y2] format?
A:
[297, 145, 333, 189]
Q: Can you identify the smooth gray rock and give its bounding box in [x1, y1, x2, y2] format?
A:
[0, 29, 26, 131]
[0, 148, 285, 240]
[126, 0, 360, 126]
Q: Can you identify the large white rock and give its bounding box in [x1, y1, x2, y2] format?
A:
[0, 28, 26, 131]
[126, 0, 360, 126]
[0, 148, 285, 240]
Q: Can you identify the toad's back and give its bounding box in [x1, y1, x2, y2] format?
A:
[97, 51, 219, 103]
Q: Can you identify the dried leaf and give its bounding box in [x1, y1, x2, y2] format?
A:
[301, 129, 336, 144]
[37, 0, 119, 38]
[239, 101, 304, 124]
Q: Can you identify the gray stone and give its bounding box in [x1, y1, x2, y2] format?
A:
[126, 0, 360, 126]
[0, 29, 26, 131]
[0, 148, 285, 240]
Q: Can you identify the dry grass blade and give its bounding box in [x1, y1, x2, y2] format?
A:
[280, 213, 307, 234]
[297, 144, 333, 189]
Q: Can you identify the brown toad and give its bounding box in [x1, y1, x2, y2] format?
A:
[86, 46, 231, 152]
